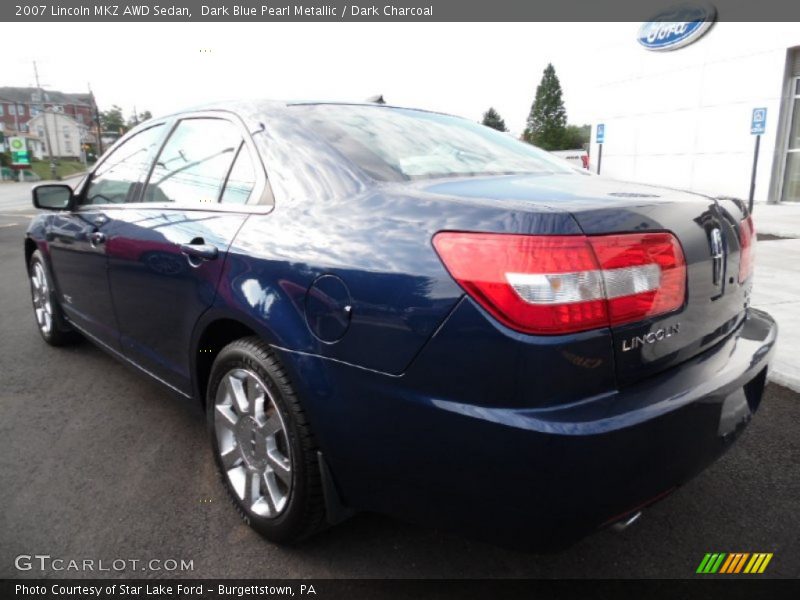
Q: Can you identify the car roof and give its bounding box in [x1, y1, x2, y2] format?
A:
[151, 100, 453, 125]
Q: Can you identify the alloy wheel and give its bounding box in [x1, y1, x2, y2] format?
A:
[31, 262, 53, 336]
[214, 368, 293, 518]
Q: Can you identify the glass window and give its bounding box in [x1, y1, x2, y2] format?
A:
[17, 104, 26, 116]
[290, 105, 574, 182]
[783, 153, 800, 202]
[142, 118, 241, 205]
[221, 143, 257, 204]
[83, 125, 164, 205]
[65, 140, 73, 154]
[789, 97, 800, 152]
[8, 105, 15, 116]
[0, 104, 4, 116]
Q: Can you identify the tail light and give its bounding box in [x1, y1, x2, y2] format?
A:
[738, 216, 756, 283]
[432, 231, 686, 335]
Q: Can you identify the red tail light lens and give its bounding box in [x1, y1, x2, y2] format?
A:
[432, 231, 686, 335]
[738, 216, 756, 283]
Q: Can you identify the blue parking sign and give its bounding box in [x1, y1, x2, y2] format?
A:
[751, 108, 767, 135]
[597, 123, 605, 144]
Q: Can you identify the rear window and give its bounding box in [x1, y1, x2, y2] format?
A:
[291, 105, 574, 182]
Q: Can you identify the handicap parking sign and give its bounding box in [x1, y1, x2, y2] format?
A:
[751, 108, 767, 135]
[597, 123, 605, 144]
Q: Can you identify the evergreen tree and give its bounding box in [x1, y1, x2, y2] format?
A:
[523, 63, 568, 150]
[481, 107, 508, 132]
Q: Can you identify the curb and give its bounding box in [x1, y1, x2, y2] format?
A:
[768, 370, 800, 394]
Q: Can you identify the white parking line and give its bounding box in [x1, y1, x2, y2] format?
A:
[0, 223, 19, 228]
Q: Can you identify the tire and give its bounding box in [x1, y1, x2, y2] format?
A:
[207, 337, 326, 543]
[28, 249, 80, 346]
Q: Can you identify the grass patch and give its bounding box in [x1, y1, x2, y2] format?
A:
[29, 159, 89, 181]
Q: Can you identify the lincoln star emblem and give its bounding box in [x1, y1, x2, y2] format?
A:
[710, 227, 724, 285]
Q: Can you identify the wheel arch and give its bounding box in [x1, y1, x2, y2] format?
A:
[192, 315, 262, 407]
[24, 237, 38, 271]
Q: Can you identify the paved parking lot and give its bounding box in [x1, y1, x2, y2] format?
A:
[0, 199, 798, 579]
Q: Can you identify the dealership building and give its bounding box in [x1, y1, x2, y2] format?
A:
[588, 21, 799, 204]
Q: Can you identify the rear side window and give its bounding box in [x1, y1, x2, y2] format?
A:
[83, 125, 164, 205]
[291, 105, 574, 182]
[143, 118, 241, 205]
[220, 143, 257, 204]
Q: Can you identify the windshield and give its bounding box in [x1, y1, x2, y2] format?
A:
[291, 105, 575, 182]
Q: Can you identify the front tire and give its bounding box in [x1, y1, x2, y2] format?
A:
[28, 249, 79, 346]
[207, 337, 326, 543]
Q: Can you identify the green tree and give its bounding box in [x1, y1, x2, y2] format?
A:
[481, 107, 508, 132]
[100, 105, 126, 135]
[127, 110, 153, 128]
[523, 63, 567, 150]
[561, 124, 591, 150]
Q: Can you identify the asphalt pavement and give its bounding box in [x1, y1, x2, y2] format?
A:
[0, 196, 798, 579]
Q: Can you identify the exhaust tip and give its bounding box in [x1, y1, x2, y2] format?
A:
[611, 511, 642, 532]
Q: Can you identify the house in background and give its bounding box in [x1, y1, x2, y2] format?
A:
[0, 87, 98, 136]
[27, 111, 95, 160]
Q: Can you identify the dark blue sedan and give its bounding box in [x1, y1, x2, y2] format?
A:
[25, 102, 776, 549]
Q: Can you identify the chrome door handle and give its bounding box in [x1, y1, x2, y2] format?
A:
[89, 232, 106, 247]
[180, 242, 219, 261]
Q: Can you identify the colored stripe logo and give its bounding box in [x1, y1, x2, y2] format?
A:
[697, 553, 773, 574]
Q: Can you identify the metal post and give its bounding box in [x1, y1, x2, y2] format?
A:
[749, 134, 761, 214]
[597, 144, 603, 175]
[89, 83, 103, 156]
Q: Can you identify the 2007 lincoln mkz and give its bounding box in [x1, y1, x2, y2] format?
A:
[25, 102, 776, 550]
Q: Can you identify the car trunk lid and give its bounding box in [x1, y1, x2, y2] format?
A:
[422, 174, 753, 386]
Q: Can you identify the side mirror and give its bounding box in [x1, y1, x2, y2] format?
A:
[32, 184, 74, 211]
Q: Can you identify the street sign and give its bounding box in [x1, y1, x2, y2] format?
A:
[751, 108, 767, 135]
[8, 137, 31, 166]
[597, 123, 605, 144]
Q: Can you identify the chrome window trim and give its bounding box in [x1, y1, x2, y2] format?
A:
[75, 109, 275, 215]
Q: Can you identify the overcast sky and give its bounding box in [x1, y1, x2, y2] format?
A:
[4, 22, 635, 133]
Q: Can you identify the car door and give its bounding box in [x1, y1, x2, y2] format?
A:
[104, 114, 268, 394]
[46, 123, 167, 349]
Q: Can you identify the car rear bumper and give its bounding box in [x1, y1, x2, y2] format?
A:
[282, 308, 777, 550]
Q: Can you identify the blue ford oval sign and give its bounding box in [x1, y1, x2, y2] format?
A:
[638, 3, 716, 51]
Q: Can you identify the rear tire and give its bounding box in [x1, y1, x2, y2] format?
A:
[28, 249, 80, 346]
[207, 337, 326, 543]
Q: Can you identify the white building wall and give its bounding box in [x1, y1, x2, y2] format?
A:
[587, 23, 799, 203]
[27, 112, 85, 159]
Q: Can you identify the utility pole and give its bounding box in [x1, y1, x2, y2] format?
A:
[89, 83, 103, 155]
[33, 61, 57, 180]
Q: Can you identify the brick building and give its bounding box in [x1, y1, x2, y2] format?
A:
[0, 87, 98, 135]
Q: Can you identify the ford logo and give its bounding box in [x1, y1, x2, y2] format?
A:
[638, 2, 717, 51]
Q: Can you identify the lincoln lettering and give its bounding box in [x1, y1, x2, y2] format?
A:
[621, 324, 681, 352]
